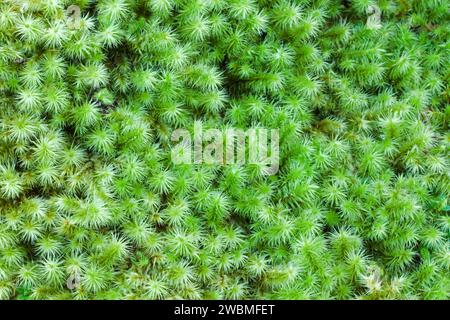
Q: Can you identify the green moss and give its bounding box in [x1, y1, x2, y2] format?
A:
[0, 0, 448, 300]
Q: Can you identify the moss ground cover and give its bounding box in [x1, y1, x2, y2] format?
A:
[0, 0, 449, 299]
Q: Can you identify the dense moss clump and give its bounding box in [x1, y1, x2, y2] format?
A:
[0, 0, 449, 300]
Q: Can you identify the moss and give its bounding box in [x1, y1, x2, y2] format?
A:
[0, 0, 448, 299]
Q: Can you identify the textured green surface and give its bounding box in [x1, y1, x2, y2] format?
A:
[0, 0, 449, 299]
